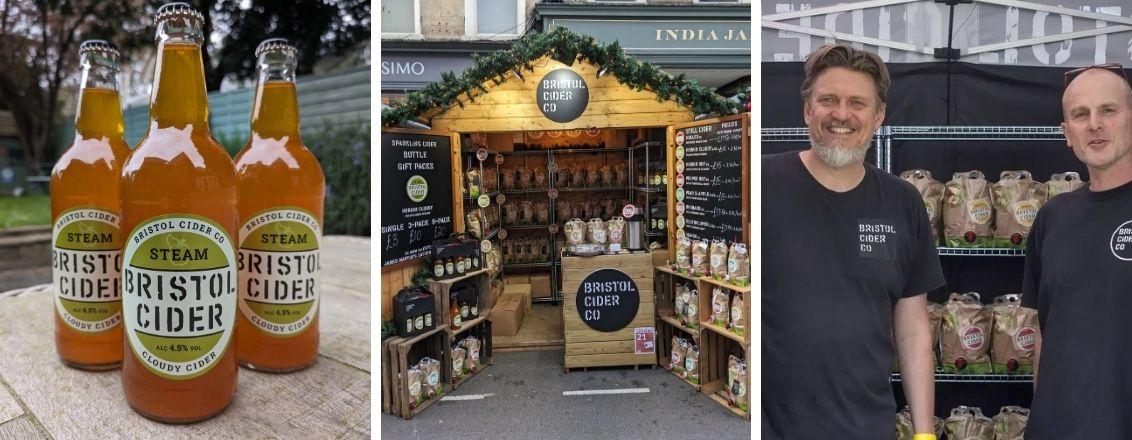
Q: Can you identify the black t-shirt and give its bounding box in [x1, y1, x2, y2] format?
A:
[762, 152, 945, 440]
[1022, 181, 1132, 439]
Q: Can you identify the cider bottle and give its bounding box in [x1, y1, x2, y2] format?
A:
[51, 40, 130, 370]
[119, 3, 237, 423]
[234, 38, 325, 372]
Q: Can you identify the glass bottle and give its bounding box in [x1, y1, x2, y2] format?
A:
[51, 40, 130, 371]
[234, 39, 325, 373]
[120, 3, 237, 423]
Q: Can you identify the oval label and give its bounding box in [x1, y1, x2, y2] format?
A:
[52, 207, 123, 333]
[477, 195, 491, 208]
[122, 214, 237, 380]
[476, 148, 488, 162]
[622, 204, 637, 218]
[238, 207, 321, 338]
[676, 160, 685, 174]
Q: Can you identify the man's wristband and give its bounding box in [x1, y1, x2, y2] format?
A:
[913, 434, 937, 440]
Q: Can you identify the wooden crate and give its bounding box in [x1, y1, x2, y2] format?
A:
[447, 315, 494, 390]
[562, 252, 656, 369]
[700, 325, 750, 420]
[656, 316, 702, 391]
[381, 327, 453, 420]
[696, 277, 750, 347]
[426, 269, 493, 327]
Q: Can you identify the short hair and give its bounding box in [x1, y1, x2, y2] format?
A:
[1061, 68, 1132, 120]
[800, 43, 891, 107]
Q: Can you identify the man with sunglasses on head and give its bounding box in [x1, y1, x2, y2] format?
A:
[1022, 64, 1132, 439]
[762, 43, 943, 439]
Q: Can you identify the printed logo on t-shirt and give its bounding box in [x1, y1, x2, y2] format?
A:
[858, 220, 896, 259]
[1110, 220, 1132, 261]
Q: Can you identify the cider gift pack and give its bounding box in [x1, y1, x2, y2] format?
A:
[50, 2, 324, 424]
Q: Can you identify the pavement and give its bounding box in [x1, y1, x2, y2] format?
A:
[381, 350, 751, 439]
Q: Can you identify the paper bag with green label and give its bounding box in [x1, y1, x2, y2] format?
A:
[944, 171, 993, 248]
[940, 292, 992, 374]
[945, 406, 994, 440]
[990, 171, 1047, 248]
[900, 169, 945, 246]
[990, 294, 1039, 374]
[992, 406, 1029, 440]
[1047, 172, 1086, 198]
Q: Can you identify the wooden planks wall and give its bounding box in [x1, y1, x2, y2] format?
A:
[562, 252, 656, 369]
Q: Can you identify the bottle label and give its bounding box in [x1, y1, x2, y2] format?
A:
[237, 208, 321, 338]
[122, 214, 237, 380]
[52, 207, 123, 333]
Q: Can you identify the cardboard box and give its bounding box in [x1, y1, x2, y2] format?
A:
[490, 280, 504, 307]
[504, 274, 530, 285]
[651, 248, 669, 269]
[489, 294, 525, 336]
[504, 283, 532, 313]
[530, 275, 551, 298]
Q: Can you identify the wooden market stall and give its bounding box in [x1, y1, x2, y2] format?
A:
[380, 26, 745, 418]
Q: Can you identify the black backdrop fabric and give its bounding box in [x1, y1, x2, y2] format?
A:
[760, 61, 1132, 418]
[760, 61, 1106, 127]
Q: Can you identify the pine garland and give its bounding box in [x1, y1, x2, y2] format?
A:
[381, 27, 740, 127]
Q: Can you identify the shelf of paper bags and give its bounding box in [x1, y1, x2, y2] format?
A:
[501, 188, 551, 194]
[657, 321, 701, 391]
[447, 318, 494, 391]
[655, 265, 701, 283]
[556, 186, 630, 192]
[502, 224, 553, 231]
[937, 247, 1025, 257]
[660, 314, 701, 337]
[464, 191, 501, 201]
[502, 262, 554, 269]
[701, 321, 747, 348]
[699, 276, 752, 295]
[890, 373, 1034, 383]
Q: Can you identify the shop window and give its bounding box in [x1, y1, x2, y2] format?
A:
[381, 0, 422, 38]
[464, 0, 526, 39]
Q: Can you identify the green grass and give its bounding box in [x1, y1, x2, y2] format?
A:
[0, 196, 51, 229]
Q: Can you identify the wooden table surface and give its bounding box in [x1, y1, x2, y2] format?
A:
[0, 236, 371, 439]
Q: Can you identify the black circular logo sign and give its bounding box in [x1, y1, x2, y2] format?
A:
[537, 69, 589, 123]
[575, 269, 639, 332]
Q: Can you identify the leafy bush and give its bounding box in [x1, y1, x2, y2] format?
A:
[305, 122, 370, 236]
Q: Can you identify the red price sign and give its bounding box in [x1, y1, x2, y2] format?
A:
[634, 327, 655, 354]
[622, 204, 637, 218]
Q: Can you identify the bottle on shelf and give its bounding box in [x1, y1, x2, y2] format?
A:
[451, 300, 462, 329]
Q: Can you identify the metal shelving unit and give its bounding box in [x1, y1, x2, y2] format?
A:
[629, 140, 667, 247]
[891, 373, 1033, 384]
[938, 247, 1025, 257]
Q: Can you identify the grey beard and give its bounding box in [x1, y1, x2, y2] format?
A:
[809, 134, 871, 168]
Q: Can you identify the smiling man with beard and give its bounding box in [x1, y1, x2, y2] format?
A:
[762, 43, 943, 439]
[1020, 65, 1132, 439]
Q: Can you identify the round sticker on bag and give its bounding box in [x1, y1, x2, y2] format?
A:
[477, 195, 490, 208]
[481, 240, 492, 253]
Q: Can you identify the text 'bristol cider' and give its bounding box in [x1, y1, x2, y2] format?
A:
[50, 40, 130, 370]
[238, 209, 320, 338]
[122, 215, 237, 379]
[53, 209, 122, 332]
[234, 39, 325, 372]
